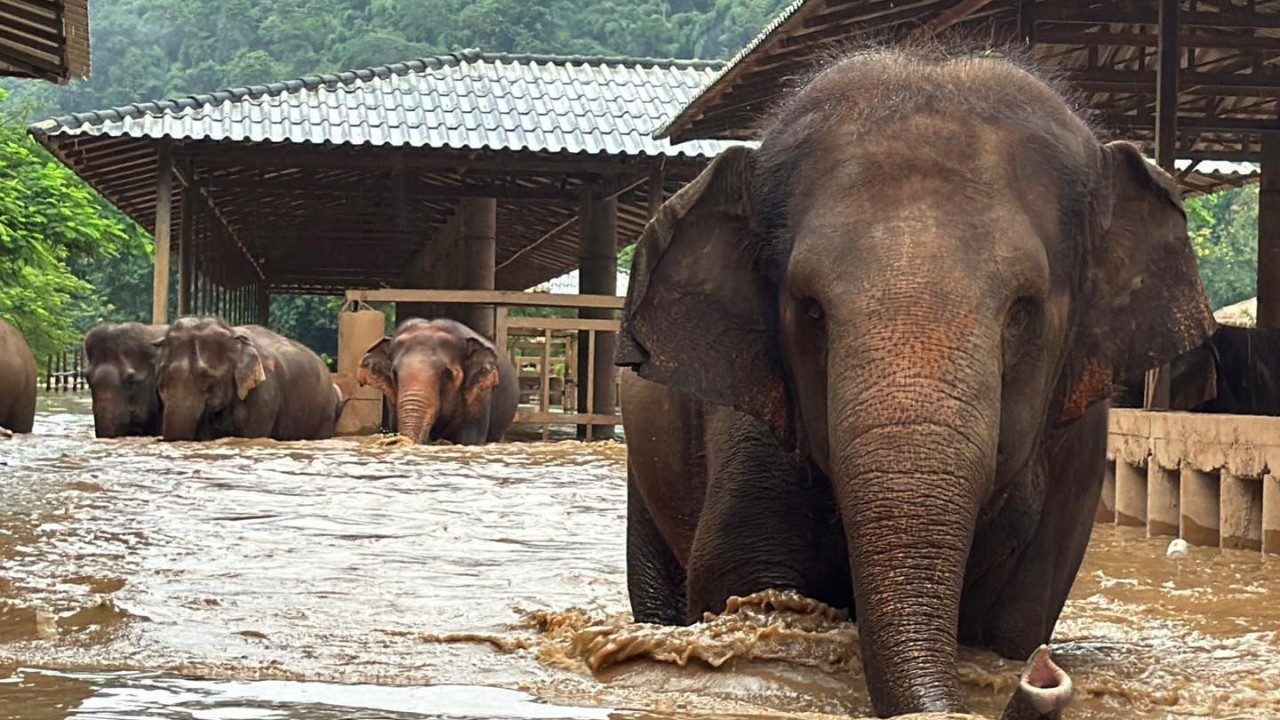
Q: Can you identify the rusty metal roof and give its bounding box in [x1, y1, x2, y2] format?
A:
[0, 0, 90, 84]
[32, 49, 728, 157]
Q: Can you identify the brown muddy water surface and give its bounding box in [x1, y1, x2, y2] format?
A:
[1, 393, 1277, 719]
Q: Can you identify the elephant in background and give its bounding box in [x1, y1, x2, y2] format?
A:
[83, 322, 168, 438]
[154, 317, 339, 442]
[357, 317, 517, 445]
[1112, 325, 1280, 415]
[0, 317, 37, 435]
[616, 47, 1213, 719]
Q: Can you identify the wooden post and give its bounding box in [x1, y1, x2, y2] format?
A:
[647, 168, 664, 219]
[460, 197, 497, 339]
[258, 282, 270, 325]
[151, 141, 174, 324]
[1145, 0, 1179, 411]
[1260, 135, 1280, 329]
[1017, 0, 1034, 43]
[577, 182, 618, 441]
[177, 180, 195, 317]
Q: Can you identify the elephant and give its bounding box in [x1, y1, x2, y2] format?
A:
[153, 317, 340, 442]
[0, 317, 37, 435]
[83, 322, 168, 438]
[356, 317, 518, 445]
[615, 47, 1214, 719]
[1112, 325, 1280, 415]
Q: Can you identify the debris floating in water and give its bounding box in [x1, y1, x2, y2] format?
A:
[375, 434, 414, 448]
[1167, 538, 1190, 558]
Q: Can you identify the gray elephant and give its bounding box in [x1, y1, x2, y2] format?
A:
[616, 47, 1213, 719]
[358, 317, 517, 445]
[83, 322, 168, 438]
[154, 317, 340, 442]
[0, 317, 37, 435]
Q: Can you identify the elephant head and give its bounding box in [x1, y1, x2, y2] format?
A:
[83, 322, 167, 438]
[357, 318, 500, 444]
[617, 49, 1213, 718]
[154, 317, 266, 441]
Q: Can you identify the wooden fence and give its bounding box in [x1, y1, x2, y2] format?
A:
[345, 289, 623, 439]
[1099, 409, 1280, 556]
[45, 346, 86, 392]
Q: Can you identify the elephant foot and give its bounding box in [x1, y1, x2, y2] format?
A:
[999, 645, 1074, 720]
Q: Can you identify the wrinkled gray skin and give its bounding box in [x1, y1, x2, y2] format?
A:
[617, 48, 1214, 719]
[358, 318, 517, 445]
[155, 317, 339, 442]
[0, 316, 37, 435]
[84, 322, 168, 438]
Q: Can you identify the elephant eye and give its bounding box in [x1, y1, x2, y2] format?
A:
[800, 298, 824, 322]
[1006, 298, 1037, 337]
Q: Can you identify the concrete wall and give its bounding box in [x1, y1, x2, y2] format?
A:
[1099, 409, 1280, 555]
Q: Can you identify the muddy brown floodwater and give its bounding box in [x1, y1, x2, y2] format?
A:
[1, 393, 1278, 720]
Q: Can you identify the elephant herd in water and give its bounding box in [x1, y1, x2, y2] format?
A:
[0, 315, 518, 444]
[6, 47, 1280, 720]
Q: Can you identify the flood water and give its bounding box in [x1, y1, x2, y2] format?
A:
[1, 393, 1277, 720]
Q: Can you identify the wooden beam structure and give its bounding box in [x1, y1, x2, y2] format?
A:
[1145, 0, 1181, 412]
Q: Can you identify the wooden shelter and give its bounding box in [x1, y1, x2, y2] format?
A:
[656, 0, 1280, 404]
[29, 50, 739, 439]
[0, 0, 89, 83]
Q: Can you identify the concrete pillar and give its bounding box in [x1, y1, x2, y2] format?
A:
[577, 182, 618, 441]
[1179, 465, 1219, 547]
[1147, 463, 1180, 538]
[1263, 472, 1280, 556]
[397, 198, 497, 338]
[1259, 135, 1280, 329]
[152, 141, 174, 324]
[1115, 461, 1148, 527]
[336, 302, 388, 435]
[1096, 460, 1117, 524]
[1221, 472, 1263, 552]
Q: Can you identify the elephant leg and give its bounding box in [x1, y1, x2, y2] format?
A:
[969, 401, 1109, 660]
[626, 460, 688, 626]
[685, 408, 841, 621]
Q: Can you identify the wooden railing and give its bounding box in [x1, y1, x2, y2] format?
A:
[344, 289, 623, 439]
[45, 346, 86, 392]
[1099, 409, 1280, 556]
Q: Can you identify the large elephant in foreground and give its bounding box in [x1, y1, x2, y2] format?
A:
[616, 47, 1214, 719]
[154, 317, 341, 441]
[84, 322, 168, 438]
[0, 317, 37, 435]
[357, 317, 517, 445]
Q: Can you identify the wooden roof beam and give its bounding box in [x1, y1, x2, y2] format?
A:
[1037, 29, 1280, 50]
[1037, 6, 1280, 29]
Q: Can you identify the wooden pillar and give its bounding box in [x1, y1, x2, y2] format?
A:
[176, 183, 194, 317]
[1144, 0, 1179, 410]
[459, 197, 497, 339]
[647, 168, 664, 219]
[1017, 0, 1034, 43]
[577, 181, 618, 441]
[151, 142, 174, 324]
[1259, 135, 1280, 329]
[258, 283, 270, 326]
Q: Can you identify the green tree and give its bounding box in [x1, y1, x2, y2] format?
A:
[0, 89, 151, 361]
[1185, 186, 1258, 311]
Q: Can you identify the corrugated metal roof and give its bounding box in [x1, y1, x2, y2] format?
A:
[30, 49, 729, 158]
[0, 0, 90, 84]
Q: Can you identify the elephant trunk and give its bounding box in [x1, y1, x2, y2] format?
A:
[999, 645, 1074, 720]
[396, 384, 440, 445]
[91, 387, 130, 438]
[828, 323, 1000, 717]
[161, 392, 204, 442]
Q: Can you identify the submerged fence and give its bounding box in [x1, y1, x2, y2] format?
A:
[44, 346, 85, 392]
[1098, 409, 1280, 556]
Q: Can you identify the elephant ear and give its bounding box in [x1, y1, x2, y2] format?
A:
[357, 337, 396, 405]
[461, 337, 500, 412]
[1060, 141, 1217, 422]
[615, 144, 792, 447]
[233, 332, 267, 401]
